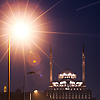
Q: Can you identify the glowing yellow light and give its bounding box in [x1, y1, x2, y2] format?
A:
[4, 85, 7, 92]
[33, 60, 36, 63]
[12, 21, 30, 39]
[34, 90, 38, 93]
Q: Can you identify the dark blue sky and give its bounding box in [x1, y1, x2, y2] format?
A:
[0, 0, 100, 98]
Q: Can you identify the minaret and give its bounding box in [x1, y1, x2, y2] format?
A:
[50, 44, 53, 85]
[82, 43, 85, 84]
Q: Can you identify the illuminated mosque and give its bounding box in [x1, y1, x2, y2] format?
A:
[45, 44, 96, 100]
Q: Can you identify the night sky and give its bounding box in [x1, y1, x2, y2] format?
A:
[0, 0, 100, 98]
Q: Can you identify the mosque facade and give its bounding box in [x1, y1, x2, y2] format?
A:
[45, 44, 96, 100]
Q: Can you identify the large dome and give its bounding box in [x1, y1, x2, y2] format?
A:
[61, 69, 74, 74]
[58, 69, 76, 81]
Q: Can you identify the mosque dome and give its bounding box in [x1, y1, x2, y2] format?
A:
[58, 69, 76, 81]
[60, 69, 74, 74]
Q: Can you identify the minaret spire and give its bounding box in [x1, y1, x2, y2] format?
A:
[82, 43, 85, 85]
[50, 43, 53, 85]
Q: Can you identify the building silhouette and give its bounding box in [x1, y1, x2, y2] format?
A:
[45, 44, 96, 100]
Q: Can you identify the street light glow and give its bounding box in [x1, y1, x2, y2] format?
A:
[12, 21, 29, 39]
[34, 90, 38, 93]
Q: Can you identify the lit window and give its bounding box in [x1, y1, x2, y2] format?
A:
[69, 93, 71, 99]
[78, 95, 80, 99]
[50, 93, 51, 98]
[66, 93, 67, 98]
[75, 96, 77, 99]
[72, 95, 74, 99]
[59, 96, 61, 99]
[53, 94, 55, 99]
[56, 92, 58, 99]
[46, 92, 48, 96]
[85, 95, 87, 99]
[63, 92, 64, 96]
[62, 96, 64, 99]
[56, 96, 58, 99]
[88, 95, 90, 99]
[82, 95, 84, 99]
[75, 94, 77, 99]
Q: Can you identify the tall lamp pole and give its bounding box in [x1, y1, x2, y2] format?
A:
[8, 36, 10, 100]
[24, 71, 35, 100]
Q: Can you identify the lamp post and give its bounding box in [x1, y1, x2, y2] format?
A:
[8, 38, 35, 100]
[23, 71, 35, 100]
[5, 5, 37, 100]
[7, 22, 34, 100]
[7, 20, 32, 100]
[8, 36, 10, 100]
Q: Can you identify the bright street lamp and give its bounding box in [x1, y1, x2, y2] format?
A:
[0, 2, 45, 100]
[8, 19, 31, 100]
[12, 21, 30, 39]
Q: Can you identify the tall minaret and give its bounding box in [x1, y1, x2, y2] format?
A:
[50, 44, 53, 85]
[82, 43, 85, 84]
